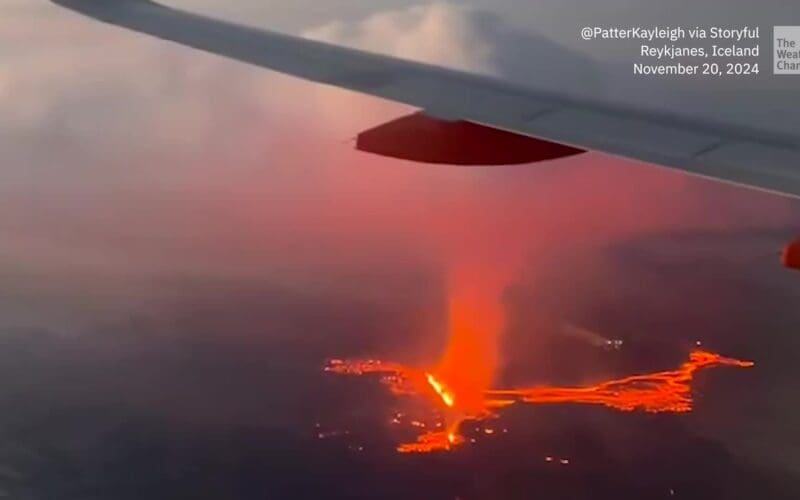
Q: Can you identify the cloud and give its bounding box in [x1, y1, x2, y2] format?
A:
[302, 2, 600, 95]
[307, 2, 798, 132]
[304, 3, 497, 74]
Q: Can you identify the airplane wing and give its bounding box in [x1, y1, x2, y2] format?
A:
[52, 0, 800, 199]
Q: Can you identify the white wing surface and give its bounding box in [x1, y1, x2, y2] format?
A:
[52, 0, 800, 198]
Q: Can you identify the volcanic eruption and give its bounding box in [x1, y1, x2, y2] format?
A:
[325, 350, 753, 453]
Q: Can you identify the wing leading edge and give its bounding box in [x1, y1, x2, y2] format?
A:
[52, 0, 800, 198]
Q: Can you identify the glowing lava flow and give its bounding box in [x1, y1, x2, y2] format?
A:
[326, 360, 476, 453]
[324, 350, 753, 453]
[426, 373, 455, 408]
[325, 359, 423, 396]
[394, 374, 464, 453]
[487, 351, 753, 413]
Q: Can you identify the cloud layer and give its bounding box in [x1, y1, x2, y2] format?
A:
[303, 2, 600, 95]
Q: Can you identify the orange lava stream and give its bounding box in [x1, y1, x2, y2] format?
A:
[324, 350, 753, 453]
[425, 373, 456, 408]
[395, 418, 465, 454]
[487, 351, 753, 413]
[325, 358, 422, 396]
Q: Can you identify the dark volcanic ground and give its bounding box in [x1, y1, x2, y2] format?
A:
[2, 229, 800, 499]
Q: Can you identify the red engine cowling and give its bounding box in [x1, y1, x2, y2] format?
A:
[356, 111, 584, 165]
[782, 239, 800, 271]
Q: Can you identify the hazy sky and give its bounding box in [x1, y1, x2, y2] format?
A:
[2, 0, 798, 386]
[3, 0, 798, 381]
[2, 2, 800, 498]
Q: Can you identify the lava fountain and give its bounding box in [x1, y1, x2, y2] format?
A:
[432, 262, 506, 416]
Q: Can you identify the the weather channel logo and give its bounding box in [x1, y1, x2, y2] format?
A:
[774, 26, 800, 74]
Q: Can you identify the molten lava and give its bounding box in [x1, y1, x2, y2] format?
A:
[426, 373, 455, 408]
[324, 216, 754, 453]
[395, 425, 464, 454]
[325, 350, 753, 453]
[487, 351, 753, 413]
